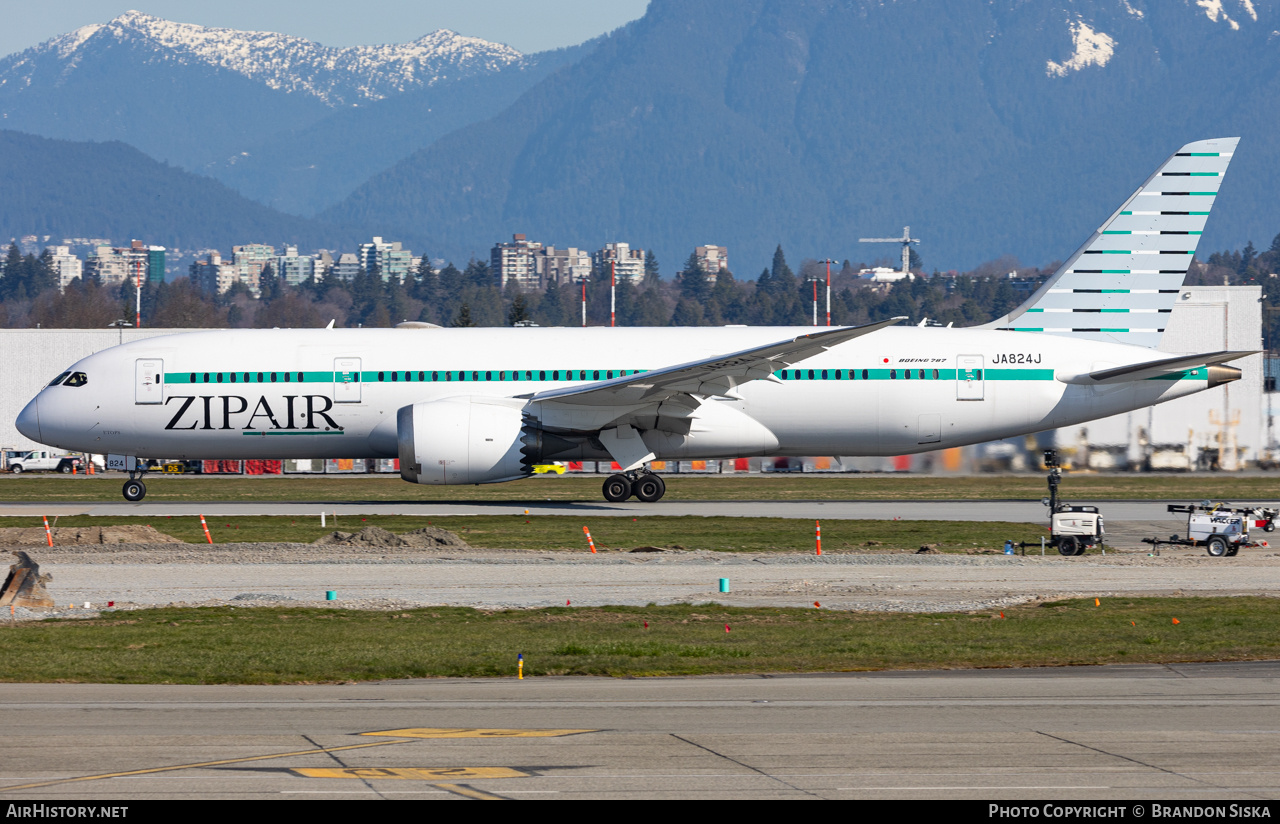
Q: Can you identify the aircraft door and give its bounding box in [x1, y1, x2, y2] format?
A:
[956, 355, 985, 401]
[135, 359, 164, 405]
[334, 358, 362, 403]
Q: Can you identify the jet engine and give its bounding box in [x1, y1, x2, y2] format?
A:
[397, 397, 533, 485]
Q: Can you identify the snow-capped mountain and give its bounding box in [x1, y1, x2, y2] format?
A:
[1, 10, 523, 106]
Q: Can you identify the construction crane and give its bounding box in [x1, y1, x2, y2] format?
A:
[859, 226, 920, 278]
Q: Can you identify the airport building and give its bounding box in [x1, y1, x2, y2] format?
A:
[537, 246, 593, 286]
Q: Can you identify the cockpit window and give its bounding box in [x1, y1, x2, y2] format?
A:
[47, 372, 70, 387]
[63, 372, 88, 387]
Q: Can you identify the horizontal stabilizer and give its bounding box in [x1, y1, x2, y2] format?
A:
[1057, 350, 1257, 385]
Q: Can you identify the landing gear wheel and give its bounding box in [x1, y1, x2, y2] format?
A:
[122, 479, 146, 502]
[1206, 536, 1229, 557]
[602, 474, 633, 503]
[634, 474, 666, 503]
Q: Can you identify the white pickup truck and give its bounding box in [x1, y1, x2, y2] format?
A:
[8, 450, 98, 474]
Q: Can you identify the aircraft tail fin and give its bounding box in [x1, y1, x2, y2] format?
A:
[984, 137, 1239, 349]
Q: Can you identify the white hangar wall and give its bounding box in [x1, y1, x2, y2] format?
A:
[0, 329, 201, 453]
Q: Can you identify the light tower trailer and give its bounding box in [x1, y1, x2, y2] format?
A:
[1040, 449, 1106, 556]
[1143, 503, 1278, 557]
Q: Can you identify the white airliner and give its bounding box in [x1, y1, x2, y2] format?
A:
[16, 138, 1252, 506]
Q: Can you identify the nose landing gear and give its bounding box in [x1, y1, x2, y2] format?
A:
[602, 470, 666, 503]
[121, 466, 147, 502]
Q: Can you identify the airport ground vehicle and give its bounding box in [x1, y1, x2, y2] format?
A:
[8, 450, 95, 474]
[1144, 503, 1277, 557]
[531, 463, 567, 475]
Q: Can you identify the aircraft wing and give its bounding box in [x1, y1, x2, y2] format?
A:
[527, 318, 907, 407]
[1058, 350, 1257, 385]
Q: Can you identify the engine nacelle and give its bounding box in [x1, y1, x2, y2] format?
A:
[397, 397, 531, 485]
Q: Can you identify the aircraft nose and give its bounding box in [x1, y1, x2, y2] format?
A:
[16, 396, 41, 442]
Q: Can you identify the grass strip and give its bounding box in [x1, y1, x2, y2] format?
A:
[0, 473, 1277, 503]
[1, 598, 1276, 683]
[4, 514, 1044, 552]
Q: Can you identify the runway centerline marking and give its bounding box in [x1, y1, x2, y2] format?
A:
[0, 738, 413, 794]
[362, 728, 595, 739]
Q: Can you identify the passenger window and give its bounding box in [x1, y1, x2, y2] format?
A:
[822, 370, 828, 380]
[933, 369, 940, 380]
[230, 373, 237, 383]
[862, 369, 869, 380]
[217, 373, 224, 383]
[63, 372, 89, 387]
[890, 370, 897, 380]
[47, 372, 70, 387]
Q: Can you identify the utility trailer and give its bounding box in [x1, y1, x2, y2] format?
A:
[1143, 503, 1277, 557]
[1024, 450, 1106, 556]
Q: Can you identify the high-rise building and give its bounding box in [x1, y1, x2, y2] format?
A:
[359, 237, 414, 283]
[233, 244, 275, 295]
[47, 246, 83, 291]
[84, 241, 163, 287]
[693, 245, 729, 282]
[538, 246, 593, 286]
[276, 246, 316, 286]
[593, 243, 647, 284]
[333, 253, 361, 282]
[192, 252, 241, 295]
[492, 234, 544, 291]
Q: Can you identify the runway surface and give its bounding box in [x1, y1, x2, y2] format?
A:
[0, 499, 1188, 521]
[1, 662, 1278, 800]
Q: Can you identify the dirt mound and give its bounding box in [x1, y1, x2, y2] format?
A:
[0, 525, 184, 546]
[400, 526, 470, 549]
[313, 526, 469, 550]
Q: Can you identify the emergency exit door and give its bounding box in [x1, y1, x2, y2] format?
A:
[135, 359, 163, 404]
[334, 358, 362, 403]
[956, 355, 985, 401]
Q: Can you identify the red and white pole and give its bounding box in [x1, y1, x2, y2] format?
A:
[581, 280, 587, 328]
[825, 260, 832, 327]
[815, 520, 822, 556]
[610, 260, 616, 328]
[583, 526, 597, 554]
[42, 516, 53, 547]
[812, 278, 818, 326]
[135, 258, 142, 329]
[200, 515, 213, 545]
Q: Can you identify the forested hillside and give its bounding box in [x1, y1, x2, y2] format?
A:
[0, 131, 352, 251]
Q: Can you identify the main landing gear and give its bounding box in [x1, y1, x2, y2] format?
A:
[603, 471, 666, 503]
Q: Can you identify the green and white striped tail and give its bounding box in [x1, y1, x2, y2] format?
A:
[987, 137, 1239, 349]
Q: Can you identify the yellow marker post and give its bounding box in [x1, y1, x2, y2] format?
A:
[518, 653, 524, 680]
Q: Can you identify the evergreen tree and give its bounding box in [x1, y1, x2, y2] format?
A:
[257, 262, 281, 302]
[451, 304, 475, 327]
[508, 293, 532, 326]
[644, 250, 660, 286]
